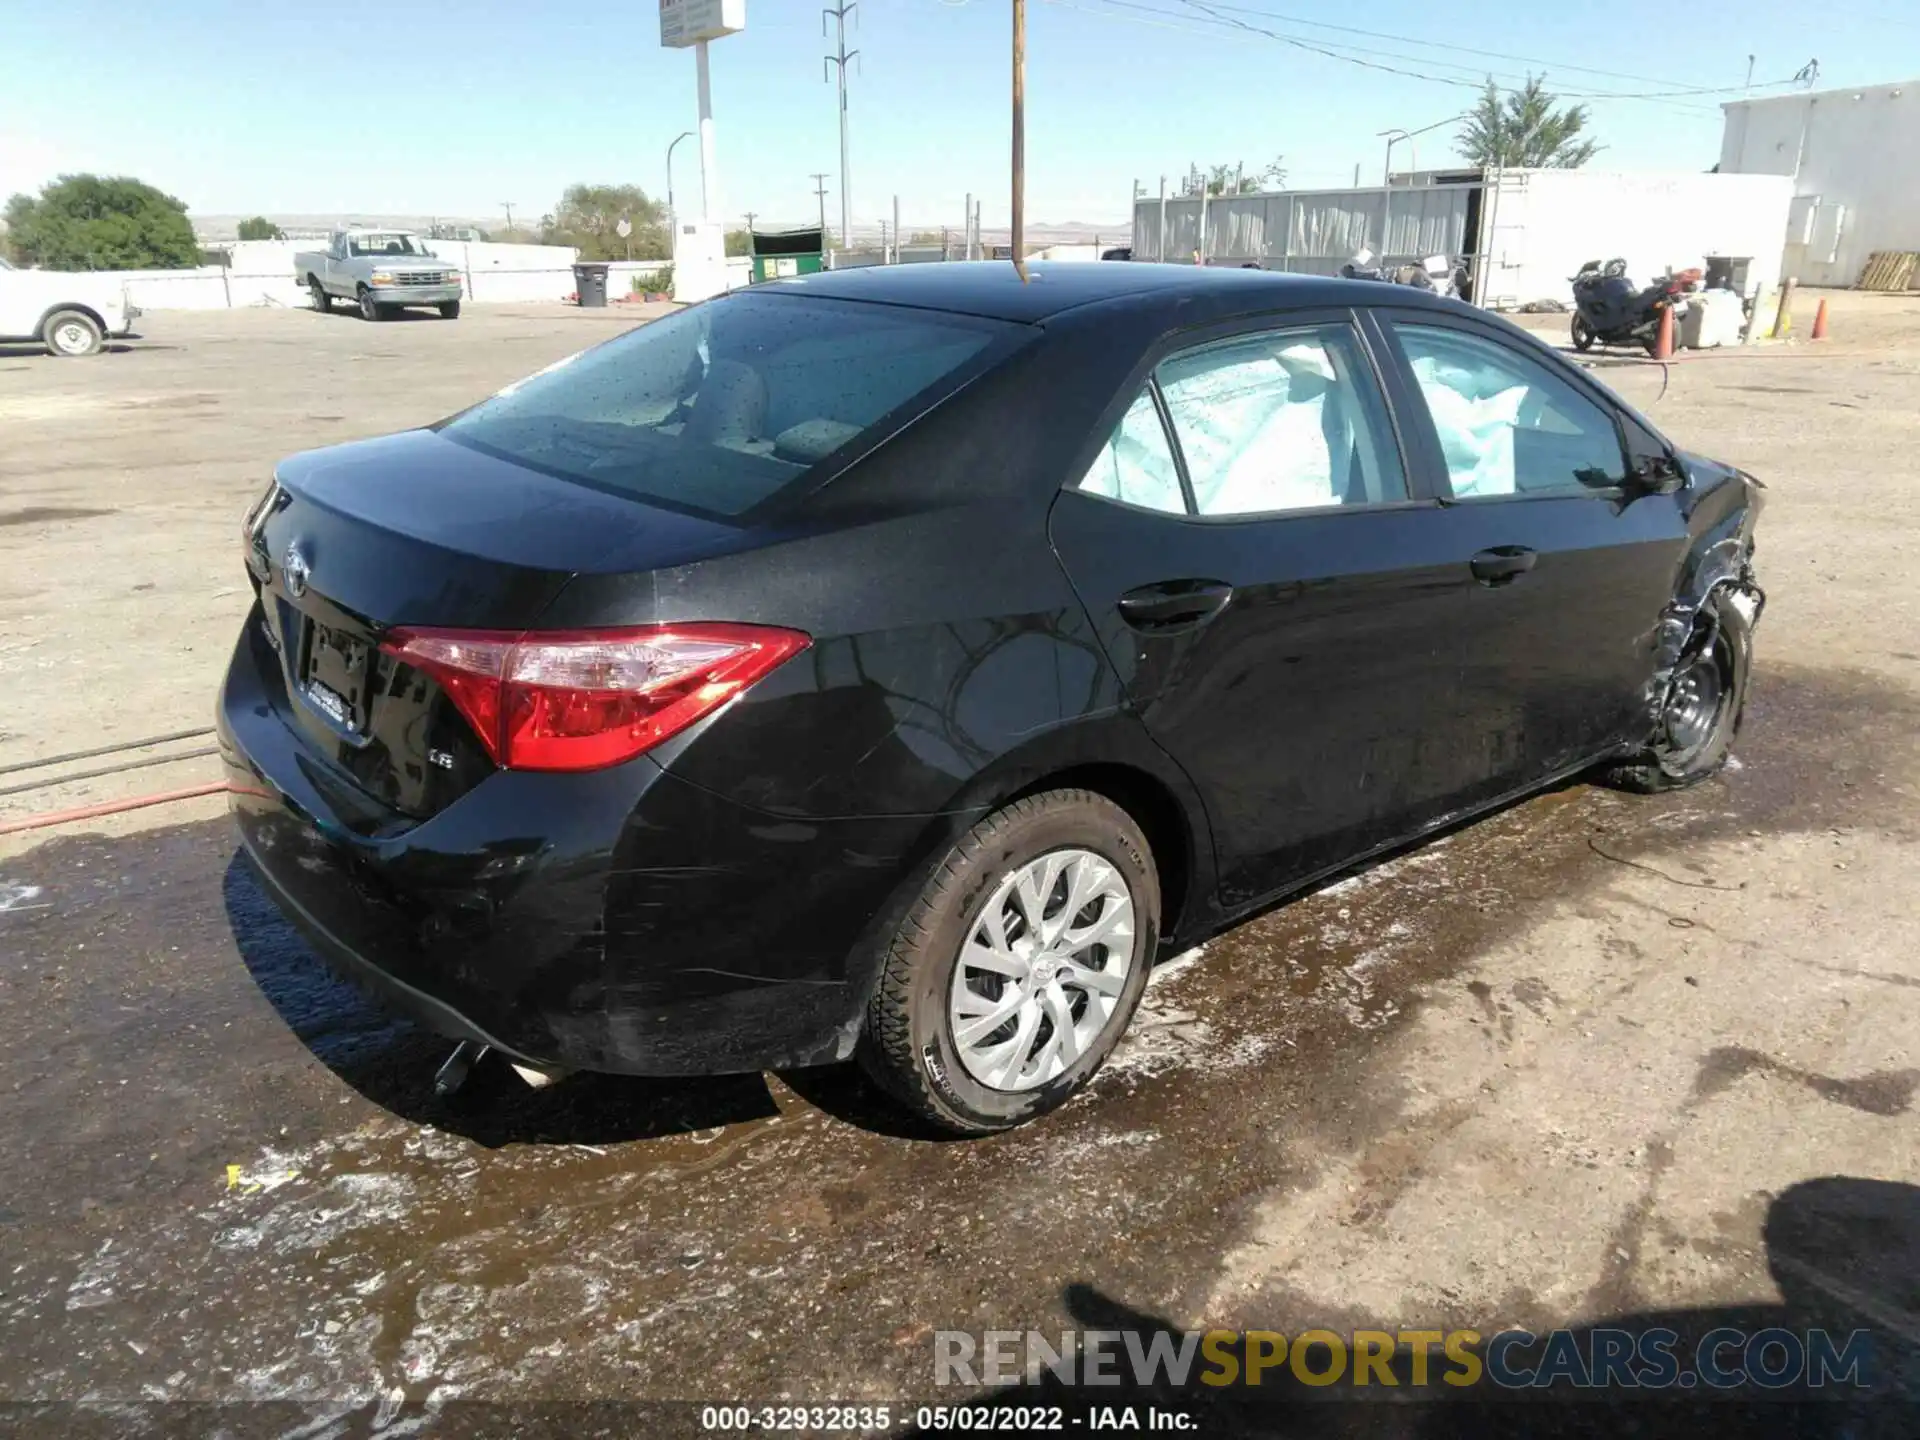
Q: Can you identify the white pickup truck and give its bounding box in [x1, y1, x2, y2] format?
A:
[0, 257, 141, 357]
[295, 229, 462, 321]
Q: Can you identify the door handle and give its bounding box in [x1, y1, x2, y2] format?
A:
[1469, 546, 1537, 586]
[1117, 580, 1234, 631]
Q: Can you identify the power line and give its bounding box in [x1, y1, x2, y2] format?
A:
[1172, 0, 1812, 101]
[1177, 0, 1726, 93]
[1043, 0, 1710, 111]
[1052, 0, 1812, 111]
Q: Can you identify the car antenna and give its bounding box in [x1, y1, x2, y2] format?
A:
[1011, 0, 1028, 283]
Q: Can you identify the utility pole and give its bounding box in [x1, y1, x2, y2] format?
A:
[501, 201, 516, 231]
[892, 194, 900, 261]
[963, 191, 972, 258]
[1011, 0, 1027, 280]
[809, 172, 830, 242]
[823, 3, 858, 255]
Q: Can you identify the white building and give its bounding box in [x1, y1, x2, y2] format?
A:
[1719, 79, 1920, 287]
[1131, 169, 1794, 309]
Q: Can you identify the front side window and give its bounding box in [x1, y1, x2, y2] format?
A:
[1390, 323, 1627, 499]
[1076, 391, 1185, 514]
[443, 292, 1014, 517]
[1155, 325, 1408, 516]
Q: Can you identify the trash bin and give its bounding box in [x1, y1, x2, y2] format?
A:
[573, 262, 610, 308]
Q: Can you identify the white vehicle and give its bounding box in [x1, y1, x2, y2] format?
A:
[295, 230, 462, 321]
[0, 257, 141, 357]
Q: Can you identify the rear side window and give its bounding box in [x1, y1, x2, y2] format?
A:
[442, 293, 1015, 517]
[1155, 325, 1408, 516]
[1389, 323, 1627, 499]
[1076, 391, 1185, 514]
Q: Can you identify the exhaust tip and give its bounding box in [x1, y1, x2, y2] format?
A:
[510, 1061, 567, 1090]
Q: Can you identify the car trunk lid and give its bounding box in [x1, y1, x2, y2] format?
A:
[246, 429, 750, 822]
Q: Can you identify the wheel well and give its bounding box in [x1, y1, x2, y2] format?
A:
[38, 304, 106, 336]
[1006, 763, 1195, 945]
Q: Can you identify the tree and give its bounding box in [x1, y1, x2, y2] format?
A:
[1184, 162, 1276, 198]
[3, 174, 199, 270]
[724, 228, 753, 257]
[542, 183, 669, 261]
[236, 216, 285, 241]
[1457, 76, 1599, 168]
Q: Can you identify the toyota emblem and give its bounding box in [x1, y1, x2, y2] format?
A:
[283, 542, 311, 599]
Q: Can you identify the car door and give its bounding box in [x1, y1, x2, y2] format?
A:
[1362, 306, 1691, 801]
[1049, 310, 1472, 912]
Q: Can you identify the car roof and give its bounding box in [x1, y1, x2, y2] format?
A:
[759, 260, 1436, 325]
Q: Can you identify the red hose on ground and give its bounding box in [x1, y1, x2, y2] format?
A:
[0, 781, 234, 837]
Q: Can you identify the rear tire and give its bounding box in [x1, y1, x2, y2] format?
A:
[43, 309, 104, 357]
[858, 790, 1159, 1134]
[1570, 314, 1595, 352]
[1602, 591, 1753, 793]
[309, 278, 331, 313]
[438, 301, 461, 319]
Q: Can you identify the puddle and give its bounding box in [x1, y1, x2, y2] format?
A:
[0, 660, 1912, 1403]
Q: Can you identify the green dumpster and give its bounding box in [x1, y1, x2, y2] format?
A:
[749, 226, 827, 282]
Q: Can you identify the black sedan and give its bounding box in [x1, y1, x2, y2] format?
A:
[219, 262, 1764, 1133]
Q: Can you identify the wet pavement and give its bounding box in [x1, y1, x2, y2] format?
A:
[3, 655, 1917, 1430]
[6, 299, 1920, 1435]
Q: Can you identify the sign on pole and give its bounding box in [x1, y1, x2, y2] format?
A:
[660, 0, 745, 48]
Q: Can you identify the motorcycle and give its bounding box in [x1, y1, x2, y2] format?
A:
[1570, 259, 1698, 355]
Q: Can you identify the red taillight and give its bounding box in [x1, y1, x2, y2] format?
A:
[380, 623, 810, 772]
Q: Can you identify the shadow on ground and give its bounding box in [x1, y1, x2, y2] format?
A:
[221, 851, 783, 1147]
[909, 1177, 1920, 1438]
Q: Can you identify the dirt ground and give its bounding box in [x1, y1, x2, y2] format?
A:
[1, 289, 1917, 1432]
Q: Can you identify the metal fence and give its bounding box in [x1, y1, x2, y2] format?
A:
[1132, 183, 1486, 290]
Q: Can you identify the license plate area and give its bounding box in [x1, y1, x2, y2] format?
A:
[299, 619, 372, 736]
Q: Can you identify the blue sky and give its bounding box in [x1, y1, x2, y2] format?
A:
[3, 0, 1916, 233]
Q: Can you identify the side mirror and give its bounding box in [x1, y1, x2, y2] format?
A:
[1626, 453, 1686, 497]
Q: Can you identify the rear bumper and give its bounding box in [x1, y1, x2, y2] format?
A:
[217, 617, 943, 1075]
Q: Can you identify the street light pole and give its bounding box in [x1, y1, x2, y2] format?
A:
[1379, 112, 1472, 185]
[1378, 129, 1410, 187]
[666, 130, 695, 217]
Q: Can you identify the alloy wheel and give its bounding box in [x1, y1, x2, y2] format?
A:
[947, 848, 1135, 1092]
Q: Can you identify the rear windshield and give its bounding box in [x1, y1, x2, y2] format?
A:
[350, 233, 427, 257]
[440, 292, 1016, 517]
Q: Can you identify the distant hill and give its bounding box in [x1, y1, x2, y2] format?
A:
[192, 213, 498, 242]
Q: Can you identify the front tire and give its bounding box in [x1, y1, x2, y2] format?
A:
[43, 309, 104, 357]
[859, 790, 1159, 1134]
[1571, 314, 1595, 352]
[438, 300, 461, 319]
[357, 287, 385, 321]
[1603, 590, 1753, 793]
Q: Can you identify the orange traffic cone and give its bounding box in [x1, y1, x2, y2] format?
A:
[1653, 303, 1675, 361]
[1812, 297, 1830, 340]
